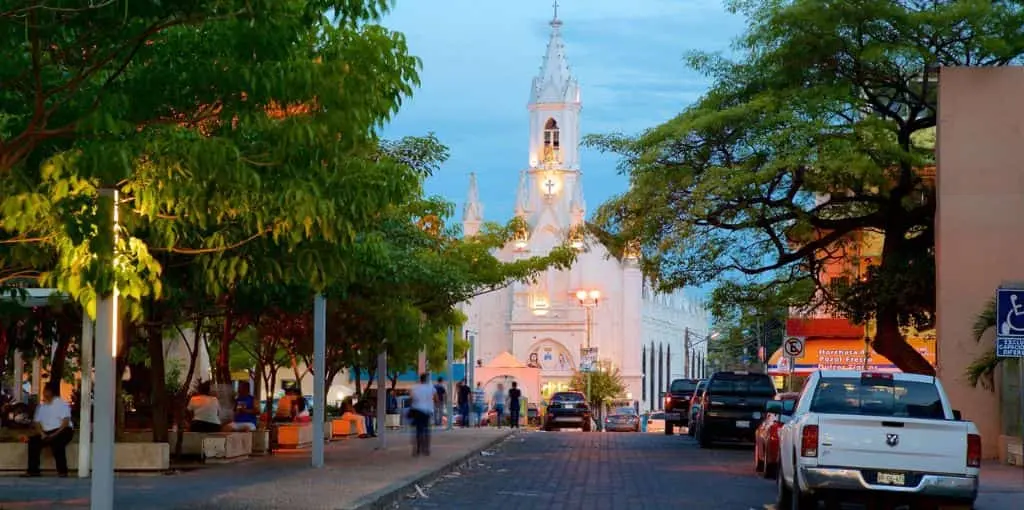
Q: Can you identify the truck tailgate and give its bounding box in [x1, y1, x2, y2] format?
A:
[818, 415, 969, 474]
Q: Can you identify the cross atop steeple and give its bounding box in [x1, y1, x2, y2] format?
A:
[551, 1, 562, 28]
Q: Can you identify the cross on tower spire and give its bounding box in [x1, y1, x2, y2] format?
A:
[551, 0, 562, 28]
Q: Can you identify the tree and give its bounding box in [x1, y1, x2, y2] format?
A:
[570, 366, 626, 409]
[586, 1, 1024, 375]
[966, 298, 1001, 390]
[707, 280, 809, 369]
[1, 0, 425, 320]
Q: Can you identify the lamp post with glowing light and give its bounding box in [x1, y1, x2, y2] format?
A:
[576, 289, 600, 407]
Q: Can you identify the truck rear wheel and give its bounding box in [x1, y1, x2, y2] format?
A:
[664, 422, 673, 435]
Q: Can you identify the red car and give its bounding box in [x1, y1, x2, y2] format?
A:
[753, 392, 799, 478]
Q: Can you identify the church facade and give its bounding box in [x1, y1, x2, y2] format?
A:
[458, 11, 709, 412]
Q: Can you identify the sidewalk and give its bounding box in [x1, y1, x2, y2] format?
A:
[0, 427, 513, 510]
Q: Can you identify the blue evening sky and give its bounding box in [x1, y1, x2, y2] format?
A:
[380, 1, 746, 297]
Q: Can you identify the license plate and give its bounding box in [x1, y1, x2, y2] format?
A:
[556, 416, 581, 422]
[736, 420, 750, 429]
[564, 404, 574, 409]
[664, 413, 680, 420]
[876, 472, 906, 486]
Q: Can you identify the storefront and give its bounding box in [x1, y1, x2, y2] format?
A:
[767, 318, 936, 388]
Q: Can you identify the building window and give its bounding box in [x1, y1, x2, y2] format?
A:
[543, 118, 560, 163]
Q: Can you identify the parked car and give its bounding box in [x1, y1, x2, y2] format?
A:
[776, 371, 980, 510]
[692, 371, 776, 448]
[754, 392, 800, 478]
[543, 391, 592, 432]
[663, 378, 702, 435]
[686, 380, 707, 436]
[647, 412, 666, 433]
[605, 407, 640, 432]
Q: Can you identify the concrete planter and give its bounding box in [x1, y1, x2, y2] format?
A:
[274, 423, 312, 449]
[0, 442, 170, 471]
[998, 435, 1023, 467]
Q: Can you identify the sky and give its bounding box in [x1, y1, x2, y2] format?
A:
[379, 1, 747, 297]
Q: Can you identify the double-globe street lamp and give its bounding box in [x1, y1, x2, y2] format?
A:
[576, 289, 600, 410]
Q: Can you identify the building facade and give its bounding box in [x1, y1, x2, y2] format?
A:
[459, 11, 708, 412]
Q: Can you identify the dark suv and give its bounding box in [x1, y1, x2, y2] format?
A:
[663, 378, 702, 435]
[543, 391, 592, 432]
[693, 371, 776, 448]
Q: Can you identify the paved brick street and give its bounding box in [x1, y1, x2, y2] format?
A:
[400, 431, 774, 510]
[400, 431, 1024, 510]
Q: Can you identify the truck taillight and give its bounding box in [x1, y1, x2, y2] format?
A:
[967, 433, 981, 467]
[801, 425, 819, 458]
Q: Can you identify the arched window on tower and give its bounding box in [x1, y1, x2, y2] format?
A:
[543, 118, 560, 163]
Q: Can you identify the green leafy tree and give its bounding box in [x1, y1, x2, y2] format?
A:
[1, 0, 424, 320]
[587, 1, 1024, 375]
[707, 280, 809, 369]
[966, 298, 1001, 390]
[570, 365, 626, 409]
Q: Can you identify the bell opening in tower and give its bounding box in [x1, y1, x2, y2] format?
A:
[543, 118, 561, 164]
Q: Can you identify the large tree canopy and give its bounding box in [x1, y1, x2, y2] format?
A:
[1, 0, 423, 318]
[587, 0, 1024, 374]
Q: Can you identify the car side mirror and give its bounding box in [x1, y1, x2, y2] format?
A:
[953, 410, 962, 421]
[765, 401, 784, 415]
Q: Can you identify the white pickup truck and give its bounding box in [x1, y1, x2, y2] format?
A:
[774, 371, 981, 510]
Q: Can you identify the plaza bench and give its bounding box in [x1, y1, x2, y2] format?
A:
[330, 417, 365, 439]
[0, 442, 170, 471]
[178, 432, 253, 463]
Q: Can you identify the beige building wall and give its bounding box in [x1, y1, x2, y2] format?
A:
[937, 67, 1024, 459]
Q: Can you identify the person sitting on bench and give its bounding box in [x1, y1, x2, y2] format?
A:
[187, 381, 223, 433]
[227, 382, 258, 432]
[23, 382, 74, 477]
[338, 398, 367, 437]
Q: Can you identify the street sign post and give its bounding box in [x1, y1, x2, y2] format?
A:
[995, 287, 1024, 446]
[783, 337, 805, 392]
[783, 336, 806, 358]
[580, 347, 598, 373]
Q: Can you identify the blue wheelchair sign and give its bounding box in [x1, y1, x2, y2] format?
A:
[995, 288, 1024, 358]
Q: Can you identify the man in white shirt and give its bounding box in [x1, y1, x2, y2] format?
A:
[25, 383, 74, 477]
[409, 374, 436, 456]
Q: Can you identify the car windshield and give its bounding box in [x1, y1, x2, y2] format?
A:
[670, 379, 699, 392]
[551, 392, 585, 402]
[708, 373, 776, 396]
[809, 376, 946, 419]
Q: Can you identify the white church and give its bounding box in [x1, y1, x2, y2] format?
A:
[458, 9, 710, 413]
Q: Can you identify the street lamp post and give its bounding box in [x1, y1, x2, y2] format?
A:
[575, 289, 600, 409]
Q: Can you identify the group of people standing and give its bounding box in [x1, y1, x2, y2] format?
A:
[453, 379, 522, 429]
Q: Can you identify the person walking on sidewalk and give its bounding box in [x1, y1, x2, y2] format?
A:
[433, 377, 446, 426]
[472, 382, 486, 427]
[508, 381, 522, 428]
[457, 380, 471, 428]
[409, 373, 435, 456]
[492, 383, 507, 428]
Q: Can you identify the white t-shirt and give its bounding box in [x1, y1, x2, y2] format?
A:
[187, 395, 221, 424]
[35, 397, 72, 431]
[410, 383, 436, 414]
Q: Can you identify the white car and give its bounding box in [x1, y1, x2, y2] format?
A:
[775, 370, 981, 509]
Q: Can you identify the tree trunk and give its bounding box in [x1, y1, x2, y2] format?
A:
[217, 312, 234, 385]
[147, 325, 169, 443]
[874, 217, 936, 376]
[354, 362, 362, 395]
[872, 307, 935, 375]
[47, 333, 71, 384]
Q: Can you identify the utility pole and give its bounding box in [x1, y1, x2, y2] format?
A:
[684, 328, 691, 378]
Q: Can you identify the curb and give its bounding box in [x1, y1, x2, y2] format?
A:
[341, 431, 515, 510]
